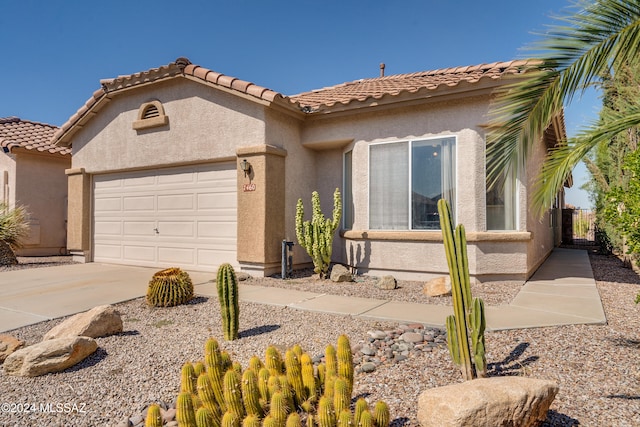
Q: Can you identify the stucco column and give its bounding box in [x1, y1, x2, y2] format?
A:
[236, 144, 287, 276]
[65, 168, 91, 262]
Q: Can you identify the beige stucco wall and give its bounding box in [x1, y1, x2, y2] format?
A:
[13, 152, 70, 255]
[299, 94, 553, 280]
[0, 152, 16, 206]
[70, 78, 269, 173]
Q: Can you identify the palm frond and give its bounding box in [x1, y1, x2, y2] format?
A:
[532, 107, 640, 215]
[487, 0, 640, 212]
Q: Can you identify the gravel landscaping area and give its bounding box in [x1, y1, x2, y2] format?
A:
[1, 247, 639, 426]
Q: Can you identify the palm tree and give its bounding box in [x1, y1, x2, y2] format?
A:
[486, 0, 640, 215]
[0, 202, 30, 265]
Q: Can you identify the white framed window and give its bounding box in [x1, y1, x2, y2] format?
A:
[369, 136, 456, 230]
[486, 165, 518, 230]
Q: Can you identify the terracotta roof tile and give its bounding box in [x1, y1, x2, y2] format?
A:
[289, 59, 535, 111]
[52, 58, 284, 147]
[52, 58, 536, 147]
[0, 117, 69, 156]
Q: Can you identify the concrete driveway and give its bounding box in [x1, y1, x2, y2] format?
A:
[0, 263, 213, 332]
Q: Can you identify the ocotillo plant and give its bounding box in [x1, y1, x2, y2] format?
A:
[216, 263, 240, 341]
[295, 188, 342, 279]
[437, 198, 487, 380]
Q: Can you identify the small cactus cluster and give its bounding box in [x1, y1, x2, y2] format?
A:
[151, 335, 390, 427]
[146, 267, 194, 307]
[216, 263, 239, 341]
[437, 199, 487, 380]
[295, 189, 342, 279]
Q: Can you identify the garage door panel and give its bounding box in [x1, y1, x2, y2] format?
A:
[123, 195, 155, 211]
[94, 244, 122, 259]
[158, 194, 194, 210]
[124, 175, 156, 188]
[123, 221, 156, 236]
[123, 245, 156, 261]
[94, 221, 122, 235]
[94, 197, 122, 213]
[93, 163, 237, 271]
[158, 247, 195, 264]
[198, 221, 236, 238]
[157, 221, 195, 237]
[198, 193, 236, 210]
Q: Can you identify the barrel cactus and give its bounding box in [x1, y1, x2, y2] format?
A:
[146, 267, 194, 307]
[295, 188, 342, 279]
[216, 263, 239, 341]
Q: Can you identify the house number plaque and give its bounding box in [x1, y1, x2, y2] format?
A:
[242, 183, 256, 192]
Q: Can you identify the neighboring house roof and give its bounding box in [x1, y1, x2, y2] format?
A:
[51, 57, 538, 147]
[289, 60, 535, 112]
[0, 117, 69, 156]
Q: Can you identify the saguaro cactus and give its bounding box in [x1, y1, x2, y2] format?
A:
[216, 263, 239, 341]
[295, 188, 342, 279]
[437, 198, 487, 380]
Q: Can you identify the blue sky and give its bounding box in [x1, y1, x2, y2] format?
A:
[1, 0, 598, 208]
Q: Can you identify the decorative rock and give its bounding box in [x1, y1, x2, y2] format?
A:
[129, 414, 144, 426]
[360, 362, 376, 373]
[166, 421, 179, 427]
[417, 377, 559, 427]
[162, 407, 177, 423]
[236, 272, 251, 281]
[43, 305, 123, 340]
[360, 345, 376, 356]
[367, 330, 387, 340]
[377, 275, 397, 290]
[423, 276, 451, 297]
[3, 336, 98, 377]
[330, 264, 353, 282]
[400, 332, 424, 343]
[0, 334, 25, 364]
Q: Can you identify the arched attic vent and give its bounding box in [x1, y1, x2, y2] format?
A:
[132, 100, 169, 130]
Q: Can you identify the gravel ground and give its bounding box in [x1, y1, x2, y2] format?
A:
[1, 247, 639, 426]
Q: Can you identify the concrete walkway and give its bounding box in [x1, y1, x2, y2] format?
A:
[0, 248, 606, 333]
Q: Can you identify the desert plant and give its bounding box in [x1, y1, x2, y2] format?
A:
[145, 403, 163, 427]
[146, 267, 194, 307]
[437, 198, 487, 380]
[0, 202, 30, 249]
[216, 263, 240, 341]
[157, 336, 390, 427]
[295, 188, 342, 279]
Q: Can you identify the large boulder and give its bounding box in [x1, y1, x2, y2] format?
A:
[417, 377, 559, 427]
[330, 264, 353, 282]
[3, 336, 98, 377]
[377, 275, 397, 290]
[423, 276, 451, 297]
[43, 305, 123, 340]
[0, 334, 25, 364]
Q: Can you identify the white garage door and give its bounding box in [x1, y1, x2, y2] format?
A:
[93, 163, 237, 271]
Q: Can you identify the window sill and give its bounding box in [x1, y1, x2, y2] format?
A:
[341, 230, 532, 242]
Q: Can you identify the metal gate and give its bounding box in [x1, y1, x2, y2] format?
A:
[571, 209, 596, 244]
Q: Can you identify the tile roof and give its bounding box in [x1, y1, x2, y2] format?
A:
[52, 58, 286, 147]
[52, 58, 538, 147]
[288, 60, 535, 111]
[0, 117, 69, 156]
